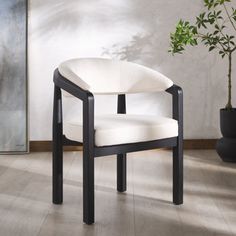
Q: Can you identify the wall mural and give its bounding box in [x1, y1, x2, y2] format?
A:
[0, 0, 28, 153]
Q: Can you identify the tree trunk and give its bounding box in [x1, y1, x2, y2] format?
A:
[226, 52, 232, 110]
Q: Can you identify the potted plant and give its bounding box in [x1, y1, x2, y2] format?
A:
[169, 0, 236, 162]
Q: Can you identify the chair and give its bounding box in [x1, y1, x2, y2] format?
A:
[52, 58, 183, 224]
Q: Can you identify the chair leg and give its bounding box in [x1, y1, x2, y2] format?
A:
[173, 141, 183, 205]
[117, 153, 127, 192]
[53, 85, 63, 204]
[83, 146, 95, 224]
[83, 94, 95, 224]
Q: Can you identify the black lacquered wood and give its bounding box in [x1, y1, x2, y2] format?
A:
[52, 84, 63, 204]
[94, 138, 177, 157]
[166, 85, 184, 205]
[53, 69, 89, 101]
[83, 93, 95, 224]
[117, 94, 127, 192]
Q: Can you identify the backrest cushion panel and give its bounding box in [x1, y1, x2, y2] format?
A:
[58, 58, 173, 95]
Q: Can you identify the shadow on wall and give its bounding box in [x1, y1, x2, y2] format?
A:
[100, 0, 203, 66]
[29, 0, 81, 37]
[101, 33, 156, 66]
[30, 0, 192, 66]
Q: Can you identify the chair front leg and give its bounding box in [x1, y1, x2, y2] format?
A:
[53, 85, 63, 204]
[168, 85, 183, 205]
[173, 138, 183, 204]
[83, 94, 95, 224]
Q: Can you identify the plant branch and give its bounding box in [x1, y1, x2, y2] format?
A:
[216, 18, 227, 39]
[231, 46, 236, 53]
[169, 0, 235, 109]
[196, 33, 228, 53]
[223, 3, 236, 31]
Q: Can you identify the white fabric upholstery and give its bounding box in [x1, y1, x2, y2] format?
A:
[58, 58, 173, 95]
[64, 114, 178, 147]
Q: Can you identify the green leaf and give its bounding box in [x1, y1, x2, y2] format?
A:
[169, 0, 235, 56]
[209, 46, 216, 51]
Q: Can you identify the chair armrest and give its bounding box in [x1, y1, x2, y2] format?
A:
[53, 69, 95, 146]
[166, 85, 183, 138]
[53, 69, 94, 102]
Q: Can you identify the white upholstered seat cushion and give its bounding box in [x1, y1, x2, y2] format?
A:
[64, 114, 178, 147]
[58, 58, 173, 95]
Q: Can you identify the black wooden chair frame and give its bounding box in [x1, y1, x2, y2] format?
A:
[52, 69, 183, 225]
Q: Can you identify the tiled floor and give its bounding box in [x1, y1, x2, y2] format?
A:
[0, 150, 235, 236]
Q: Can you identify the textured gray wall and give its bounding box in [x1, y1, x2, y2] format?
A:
[0, 0, 27, 152]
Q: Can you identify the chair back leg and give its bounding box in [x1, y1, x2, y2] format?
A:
[117, 153, 127, 192]
[52, 85, 63, 204]
[117, 94, 127, 192]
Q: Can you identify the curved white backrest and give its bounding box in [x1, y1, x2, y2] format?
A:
[58, 58, 173, 95]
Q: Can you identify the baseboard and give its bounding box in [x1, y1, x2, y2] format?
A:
[30, 139, 217, 152]
[29, 141, 83, 152]
[183, 139, 217, 150]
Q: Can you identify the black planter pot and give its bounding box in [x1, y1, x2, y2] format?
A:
[216, 108, 236, 162]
